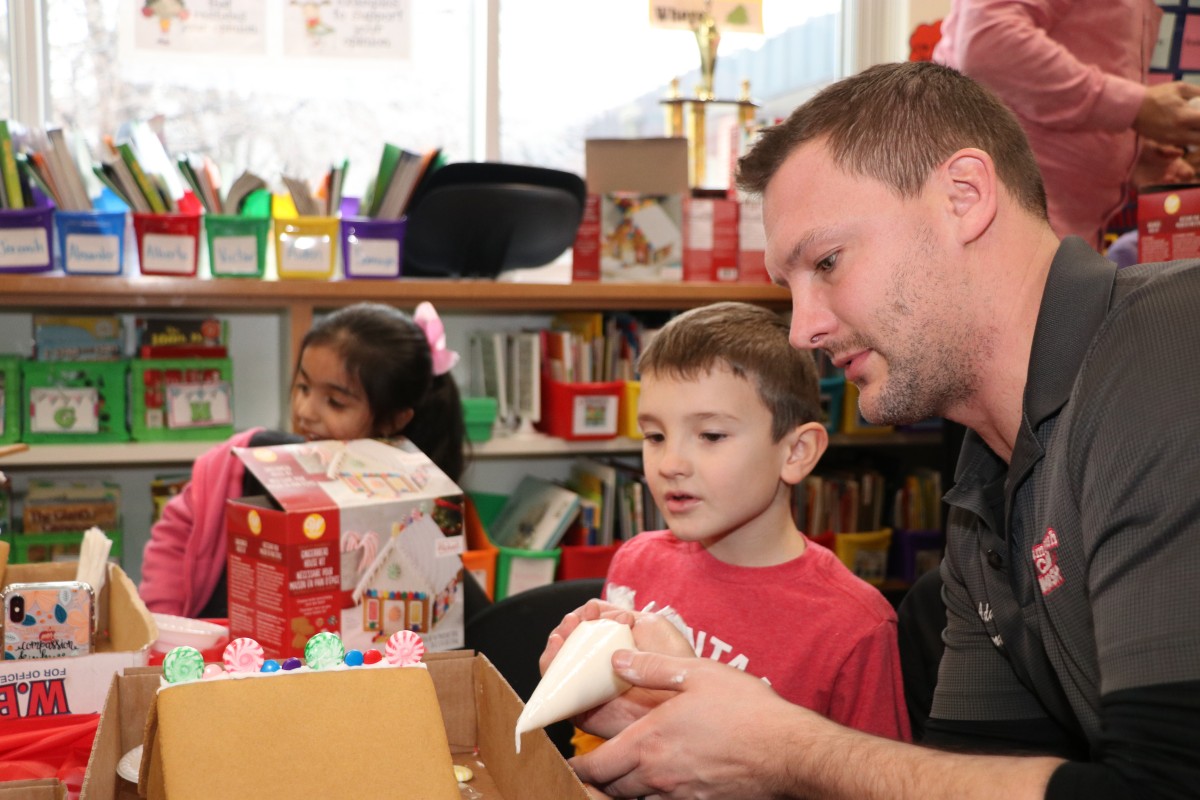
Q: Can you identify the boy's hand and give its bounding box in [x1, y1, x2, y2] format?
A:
[539, 599, 696, 740]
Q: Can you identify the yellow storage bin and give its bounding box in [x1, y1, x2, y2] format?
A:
[619, 380, 641, 439]
[834, 528, 892, 586]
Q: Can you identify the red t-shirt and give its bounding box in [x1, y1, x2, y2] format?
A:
[605, 530, 911, 741]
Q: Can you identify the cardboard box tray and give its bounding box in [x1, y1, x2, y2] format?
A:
[81, 651, 590, 800]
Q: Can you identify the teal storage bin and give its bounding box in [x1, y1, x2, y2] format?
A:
[462, 396, 498, 442]
[819, 375, 845, 434]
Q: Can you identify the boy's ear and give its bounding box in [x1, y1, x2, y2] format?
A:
[781, 421, 828, 485]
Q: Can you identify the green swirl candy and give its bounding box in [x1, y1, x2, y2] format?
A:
[162, 645, 205, 683]
[304, 631, 345, 670]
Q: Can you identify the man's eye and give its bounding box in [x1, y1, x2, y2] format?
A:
[816, 251, 838, 272]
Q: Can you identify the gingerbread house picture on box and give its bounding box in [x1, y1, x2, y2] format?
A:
[352, 508, 463, 639]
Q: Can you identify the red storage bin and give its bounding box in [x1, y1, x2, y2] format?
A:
[133, 212, 201, 276]
[557, 542, 622, 581]
[537, 378, 624, 441]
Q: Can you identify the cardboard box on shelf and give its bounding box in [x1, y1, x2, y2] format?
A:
[81, 652, 590, 800]
[573, 138, 689, 282]
[1137, 183, 1200, 262]
[0, 562, 154, 719]
[683, 194, 739, 281]
[226, 437, 467, 660]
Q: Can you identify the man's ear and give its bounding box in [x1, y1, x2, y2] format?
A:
[781, 421, 829, 486]
[938, 147, 997, 245]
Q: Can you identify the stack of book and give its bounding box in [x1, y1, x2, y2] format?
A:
[282, 159, 348, 217]
[360, 143, 443, 220]
[10, 123, 92, 211]
[176, 154, 266, 216]
[92, 122, 186, 213]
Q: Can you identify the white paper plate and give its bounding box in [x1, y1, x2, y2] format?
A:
[117, 744, 143, 783]
[150, 613, 229, 653]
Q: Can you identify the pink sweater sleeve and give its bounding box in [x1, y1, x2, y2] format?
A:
[139, 428, 262, 617]
[935, 0, 1145, 132]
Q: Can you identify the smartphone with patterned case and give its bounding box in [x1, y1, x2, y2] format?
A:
[2, 581, 95, 659]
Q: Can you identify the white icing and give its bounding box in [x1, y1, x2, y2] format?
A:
[514, 619, 634, 753]
[158, 657, 426, 693]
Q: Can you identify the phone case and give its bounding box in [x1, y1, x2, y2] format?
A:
[2, 581, 95, 659]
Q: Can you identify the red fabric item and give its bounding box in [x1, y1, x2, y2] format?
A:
[0, 713, 99, 799]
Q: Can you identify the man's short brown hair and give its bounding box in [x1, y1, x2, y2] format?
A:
[637, 302, 822, 441]
[737, 61, 1047, 219]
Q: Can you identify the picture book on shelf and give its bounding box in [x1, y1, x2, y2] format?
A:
[487, 475, 582, 552]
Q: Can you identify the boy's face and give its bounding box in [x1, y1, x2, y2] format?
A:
[638, 364, 798, 558]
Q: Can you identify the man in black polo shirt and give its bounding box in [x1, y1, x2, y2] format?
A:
[546, 61, 1200, 799]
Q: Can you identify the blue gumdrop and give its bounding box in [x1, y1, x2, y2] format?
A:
[260, 659, 281, 673]
[55, 605, 68, 623]
[343, 649, 364, 667]
[281, 657, 303, 671]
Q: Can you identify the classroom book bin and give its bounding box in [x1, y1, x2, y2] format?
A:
[462, 396, 498, 443]
[132, 212, 202, 277]
[274, 215, 340, 280]
[129, 358, 235, 442]
[888, 528, 945, 584]
[834, 528, 893, 587]
[340, 216, 405, 279]
[55, 209, 127, 276]
[0, 355, 20, 444]
[537, 379, 625, 441]
[0, 205, 54, 274]
[4, 527, 123, 564]
[819, 376, 845, 434]
[204, 214, 270, 278]
[20, 359, 130, 443]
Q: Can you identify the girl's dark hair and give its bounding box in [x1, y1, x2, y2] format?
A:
[296, 302, 465, 481]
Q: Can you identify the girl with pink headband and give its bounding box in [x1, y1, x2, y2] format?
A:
[139, 301, 466, 619]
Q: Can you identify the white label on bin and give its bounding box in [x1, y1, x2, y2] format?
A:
[505, 556, 558, 597]
[280, 232, 332, 274]
[348, 237, 400, 277]
[30, 387, 100, 433]
[212, 235, 259, 275]
[572, 394, 618, 436]
[142, 233, 196, 274]
[65, 233, 120, 274]
[166, 382, 233, 428]
[0, 227, 49, 268]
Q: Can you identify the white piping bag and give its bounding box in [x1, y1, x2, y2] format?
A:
[515, 618, 635, 753]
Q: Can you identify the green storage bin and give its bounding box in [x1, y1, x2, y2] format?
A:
[0, 355, 20, 444]
[21, 359, 130, 443]
[493, 544, 561, 600]
[130, 358, 235, 442]
[204, 213, 270, 278]
[462, 396, 498, 443]
[6, 527, 123, 564]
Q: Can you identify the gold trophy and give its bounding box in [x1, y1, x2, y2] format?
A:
[695, 7, 720, 102]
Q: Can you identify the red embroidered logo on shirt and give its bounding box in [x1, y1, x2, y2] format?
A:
[1032, 527, 1063, 596]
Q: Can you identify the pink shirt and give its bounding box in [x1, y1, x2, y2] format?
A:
[934, 0, 1160, 247]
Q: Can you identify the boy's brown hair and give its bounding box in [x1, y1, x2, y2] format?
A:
[637, 301, 822, 441]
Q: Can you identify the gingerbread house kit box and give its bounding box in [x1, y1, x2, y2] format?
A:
[225, 438, 466, 659]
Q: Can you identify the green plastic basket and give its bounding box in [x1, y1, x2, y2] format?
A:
[6, 527, 123, 564]
[130, 358, 235, 442]
[0, 355, 20, 444]
[21, 359, 130, 443]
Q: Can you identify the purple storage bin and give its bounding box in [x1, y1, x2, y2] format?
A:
[340, 216, 405, 279]
[888, 528, 945, 584]
[0, 204, 55, 273]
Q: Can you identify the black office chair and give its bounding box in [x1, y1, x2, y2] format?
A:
[402, 162, 586, 278]
[463, 577, 605, 758]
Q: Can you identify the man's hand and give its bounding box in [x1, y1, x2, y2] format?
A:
[539, 600, 696, 739]
[570, 651, 808, 799]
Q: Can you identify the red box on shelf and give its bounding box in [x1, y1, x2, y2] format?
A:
[537, 379, 624, 441]
[133, 212, 201, 277]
